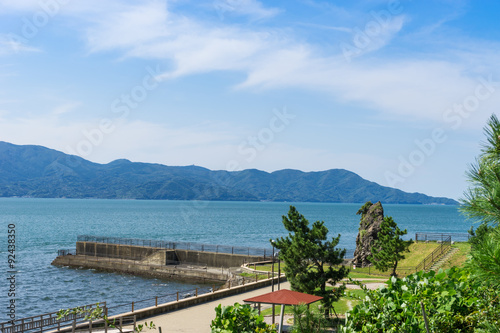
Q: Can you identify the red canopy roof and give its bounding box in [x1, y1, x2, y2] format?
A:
[243, 289, 323, 306]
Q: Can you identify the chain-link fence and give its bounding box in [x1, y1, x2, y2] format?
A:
[77, 235, 272, 257]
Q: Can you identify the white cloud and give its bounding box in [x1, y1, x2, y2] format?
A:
[79, 1, 500, 127]
[52, 102, 82, 115]
[4, 1, 500, 135]
[213, 0, 280, 20]
[83, 1, 272, 79]
[0, 0, 43, 11]
[86, 1, 170, 53]
[0, 115, 239, 166]
[0, 0, 124, 13]
[0, 34, 41, 55]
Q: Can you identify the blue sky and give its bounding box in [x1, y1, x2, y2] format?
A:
[1, 0, 500, 200]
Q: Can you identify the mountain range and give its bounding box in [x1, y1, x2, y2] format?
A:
[0, 141, 457, 204]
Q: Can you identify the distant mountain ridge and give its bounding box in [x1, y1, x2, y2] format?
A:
[0, 141, 457, 204]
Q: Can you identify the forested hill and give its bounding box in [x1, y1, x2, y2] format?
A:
[0, 141, 457, 204]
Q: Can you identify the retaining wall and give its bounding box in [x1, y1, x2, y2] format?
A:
[76, 242, 159, 261]
[175, 249, 263, 267]
[75, 241, 265, 267]
[52, 255, 229, 284]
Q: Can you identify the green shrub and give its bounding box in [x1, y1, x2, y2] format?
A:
[342, 267, 500, 332]
[211, 303, 276, 333]
[290, 304, 329, 333]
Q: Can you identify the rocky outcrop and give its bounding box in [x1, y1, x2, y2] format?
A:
[352, 201, 384, 267]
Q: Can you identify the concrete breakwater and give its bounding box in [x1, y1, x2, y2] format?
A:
[51, 240, 269, 284]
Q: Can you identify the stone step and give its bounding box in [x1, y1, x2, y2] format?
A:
[428, 247, 459, 272]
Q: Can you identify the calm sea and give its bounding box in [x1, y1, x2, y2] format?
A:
[0, 198, 472, 322]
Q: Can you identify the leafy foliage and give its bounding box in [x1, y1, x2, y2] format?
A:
[461, 114, 500, 225]
[210, 303, 276, 333]
[273, 206, 349, 317]
[342, 267, 500, 332]
[368, 216, 412, 277]
[356, 201, 373, 219]
[290, 304, 329, 333]
[468, 222, 494, 246]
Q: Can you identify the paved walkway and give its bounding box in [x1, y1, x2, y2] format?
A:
[144, 282, 291, 333]
[137, 279, 387, 332]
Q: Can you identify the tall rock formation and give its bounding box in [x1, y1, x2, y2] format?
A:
[352, 201, 384, 267]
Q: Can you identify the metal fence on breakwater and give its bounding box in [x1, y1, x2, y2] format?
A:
[415, 232, 470, 242]
[77, 235, 273, 258]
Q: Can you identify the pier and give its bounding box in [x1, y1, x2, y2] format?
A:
[51, 235, 273, 284]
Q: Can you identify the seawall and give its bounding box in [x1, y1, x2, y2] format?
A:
[52, 241, 269, 284]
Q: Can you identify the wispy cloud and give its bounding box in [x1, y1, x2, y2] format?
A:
[76, 1, 500, 126]
[0, 115, 238, 164]
[212, 0, 280, 20]
[4, 0, 500, 129]
[85, 1, 170, 53]
[0, 0, 43, 11]
[0, 34, 41, 55]
[52, 102, 82, 116]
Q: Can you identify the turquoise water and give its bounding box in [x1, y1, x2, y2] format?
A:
[0, 198, 471, 322]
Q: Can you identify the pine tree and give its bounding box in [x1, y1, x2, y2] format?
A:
[466, 227, 500, 287]
[461, 114, 500, 290]
[272, 206, 349, 317]
[368, 216, 412, 277]
[461, 114, 500, 226]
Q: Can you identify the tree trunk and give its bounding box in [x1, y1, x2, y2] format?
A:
[391, 260, 398, 277]
[321, 282, 329, 318]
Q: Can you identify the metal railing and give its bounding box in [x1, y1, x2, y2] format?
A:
[0, 303, 105, 333]
[77, 235, 272, 257]
[415, 232, 470, 242]
[103, 270, 277, 317]
[415, 235, 452, 272]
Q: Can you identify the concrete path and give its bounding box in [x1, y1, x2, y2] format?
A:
[144, 281, 291, 333]
[139, 279, 387, 332]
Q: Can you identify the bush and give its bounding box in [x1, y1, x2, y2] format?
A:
[342, 267, 500, 332]
[290, 304, 329, 333]
[211, 303, 276, 333]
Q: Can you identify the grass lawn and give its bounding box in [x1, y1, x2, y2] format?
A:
[348, 272, 376, 279]
[240, 271, 271, 281]
[248, 262, 281, 272]
[348, 271, 386, 280]
[399, 242, 441, 266]
[351, 241, 440, 277]
[439, 242, 471, 270]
